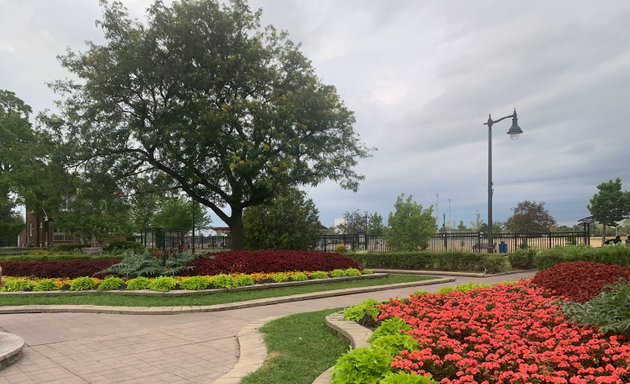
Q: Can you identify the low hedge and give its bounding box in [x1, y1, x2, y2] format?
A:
[347, 251, 507, 273]
[533, 244, 630, 270]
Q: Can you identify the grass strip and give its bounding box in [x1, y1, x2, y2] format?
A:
[242, 308, 347, 384]
[0, 274, 431, 307]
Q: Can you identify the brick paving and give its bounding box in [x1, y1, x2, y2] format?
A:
[0, 271, 535, 383]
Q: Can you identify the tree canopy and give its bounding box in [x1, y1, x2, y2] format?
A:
[243, 188, 320, 250]
[504, 200, 557, 233]
[385, 194, 436, 251]
[337, 210, 385, 235]
[48, 0, 371, 248]
[152, 196, 211, 232]
[588, 178, 630, 242]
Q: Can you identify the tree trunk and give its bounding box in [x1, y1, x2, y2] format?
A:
[229, 208, 245, 250]
[601, 223, 607, 245]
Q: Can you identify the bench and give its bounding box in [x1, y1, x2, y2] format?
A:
[472, 242, 496, 252]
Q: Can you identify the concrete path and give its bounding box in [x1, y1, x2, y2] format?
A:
[0, 271, 535, 384]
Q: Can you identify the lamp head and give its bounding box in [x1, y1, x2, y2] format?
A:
[506, 109, 523, 140]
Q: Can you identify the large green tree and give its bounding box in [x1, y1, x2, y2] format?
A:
[48, 0, 371, 249]
[243, 188, 320, 250]
[588, 178, 630, 243]
[504, 200, 556, 233]
[337, 210, 385, 235]
[152, 196, 211, 232]
[385, 194, 436, 251]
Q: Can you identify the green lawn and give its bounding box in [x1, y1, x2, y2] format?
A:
[242, 308, 348, 384]
[0, 274, 432, 307]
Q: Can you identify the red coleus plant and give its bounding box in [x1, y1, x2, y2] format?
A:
[532, 261, 630, 303]
[378, 282, 630, 383]
[1, 259, 120, 278]
[185, 250, 360, 275]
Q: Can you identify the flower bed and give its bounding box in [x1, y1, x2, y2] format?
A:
[0, 259, 120, 278]
[184, 250, 360, 275]
[375, 282, 630, 383]
[531, 261, 630, 302]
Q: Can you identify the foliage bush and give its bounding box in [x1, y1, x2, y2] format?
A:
[105, 250, 196, 278]
[310, 271, 329, 279]
[97, 276, 125, 291]
[209, 273, 238, 289]
[531, 261, 630, 302]
[507, 248, 536, 269]
[235, 274, 255, 286]
[126, 276, 151, 290]
[289, 272, 308, 281]
[335, 243, 347, 253]
[1, 258, 120, 278]
[185, 250, 360, 275]
[348, 251, 508, 273]
[342, 298, 381, 327]
[331, 346, 394, 384]
[533, 244, 630, 270]
[369, 317, 412, 343]
[271, 273, 289, 283]
[179, 276, 211, 290]
[330, 269, 347, 278]
[33, 279, 60, 291]
[435, 281, 492, 295]
[104, 240, 145, 254]
[50, 244, 84, 252]
[3, 278, 34, 292]
[379, 372, 438, 384]
[371, 334, 419, 357]
[344, 267, 362, 277]
[69, 277, 98, 291]
[561, 279, 630, 337]
[149, 276, 179, 292]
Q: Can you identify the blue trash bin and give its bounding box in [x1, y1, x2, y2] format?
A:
[499, 241, 507, 254]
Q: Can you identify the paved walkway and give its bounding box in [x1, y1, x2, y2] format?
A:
[0, 271, 535, 384]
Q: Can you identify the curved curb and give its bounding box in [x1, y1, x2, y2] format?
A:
[313, 312, 374, 384]
[213, 316, 280, 384]
[0, 277, 454, 315]
[0, 332, 25, 370]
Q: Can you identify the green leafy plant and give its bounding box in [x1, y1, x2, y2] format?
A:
[290, 272, 309, 281]
[508, 249, 537, 269]
[180, 276, 211, 290]
[70, 277, 97, 291]
[210, 274, 238, 289]
[369, 317, 412, 342]
[97, 276, 124, 291]
[345, 268, 361, 277]
[105, 250, 196, 278]
[33, 279, 60, 291]
[149, 276, 179, 292]
[330, 269, 347, 278]
[380, 372, 438, 384]
[342, 298, 381, 328]
[331, 347, 394, 384]
[272, 273, 289, 283]
[561, 279, 630, 337]
[436, 282, 492, 294]
[310, 271, 329, 279]
[371, 334, 419, 356]
[126, 276, 151, 290]
[3, 278, 34, 292]
[235, 274, 255, 286]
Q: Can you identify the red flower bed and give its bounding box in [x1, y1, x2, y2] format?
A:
[1, 259, 120, 278]
[184, 250, 360, 275]
[532, 261, 630, 303]
[379, 282, 630, 383]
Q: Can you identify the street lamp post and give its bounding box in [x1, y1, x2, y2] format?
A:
[483, 108, 523, 253]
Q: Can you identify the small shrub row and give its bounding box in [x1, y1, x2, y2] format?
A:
[185, 250, 361, 275]
[532, 244, 630, 270]
[531, 261, 630, 302]
[0, 268, 374, 292]
[348, 251, 507, 273]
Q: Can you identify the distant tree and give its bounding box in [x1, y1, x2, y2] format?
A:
[504, 200, 557, 233]
[152, 197, 211, 233]
[0, 196, 23, 246]
[479, 221, 504, 234]
[243, 188, 320, 250]
[470, 211, 484, 232]
[385, 194, 436, 251]
[47, 0, 371, 249]
[588, 178, 630, 243]
[456, 220, 469, 232]
[337, 210, 384, 235]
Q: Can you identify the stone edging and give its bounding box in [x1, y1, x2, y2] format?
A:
[0, 332, 25, 370]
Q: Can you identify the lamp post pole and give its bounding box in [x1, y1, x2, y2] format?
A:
[483, 108, 523, 253]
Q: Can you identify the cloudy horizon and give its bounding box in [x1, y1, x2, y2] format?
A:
[2, 0, 629, 229]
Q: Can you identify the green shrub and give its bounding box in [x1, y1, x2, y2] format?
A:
[534, 251, 564, 270]
[330, 269, 347, 278]
[69, 277, 97, 291]
[33, 279, 60, 291]
[271, 273, 289, 283]
[371, 334, 419, 357]
[210, 274, 238, 289]
[105, 250, 196, 278]
[97, 276, 124, 291]
[331, 347, 393, 384]
[369, 317, 412, 342]
[180, 276, 211, 290]
[290, 272, 308, 281]
[126, 276, 151, 290]
[3, 278, 34, 292]
[345, 268, 362, 277]
[561, 279, 630, 337]
[380, 372, 438, 384]
[343, 298, 381, 323]
[51, 244, 84, 253]
[348, 251, 509, 273]
[149, 276, 179, 292]
[104, 240, 145, 254]
[482, 254, 507, 273]
[436, 282, 492, 294]
[310, 271, 329, 279]
[235, 274, 255, 286]
[508, 249, 537, 269]
[362, 269, 374, 275]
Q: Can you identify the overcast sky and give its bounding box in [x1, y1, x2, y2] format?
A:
[2, 0, 629, 229]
